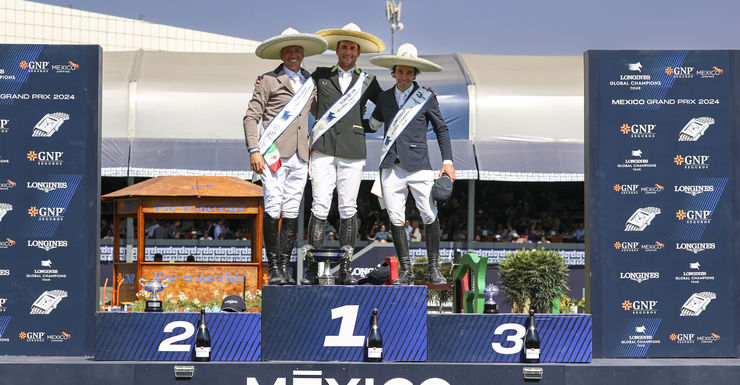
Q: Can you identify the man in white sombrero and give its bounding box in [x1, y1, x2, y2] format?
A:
[243, 28, 327, 285]
[299, 23, 384, 286]
[366, 43, 455, 285]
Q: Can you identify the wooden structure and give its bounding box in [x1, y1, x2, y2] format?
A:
[102, 176, 264, 302]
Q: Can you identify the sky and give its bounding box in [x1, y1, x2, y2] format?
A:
[31, 0, 740, 56]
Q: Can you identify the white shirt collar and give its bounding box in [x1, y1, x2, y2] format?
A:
[395, 85, 413, 106]
[337, 66, 355, 77]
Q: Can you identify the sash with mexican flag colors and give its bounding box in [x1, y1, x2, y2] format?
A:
[258, 77, 315, 173]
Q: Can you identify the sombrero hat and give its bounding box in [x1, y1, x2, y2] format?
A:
[316, 23, 385, 53]
[255, 27, 328, 60]
[370, 43, 441, 72]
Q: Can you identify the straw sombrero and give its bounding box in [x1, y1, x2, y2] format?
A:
[370, 43, 441, 72]
[316, 23, 385, 53]
[255, 27, 328, 60]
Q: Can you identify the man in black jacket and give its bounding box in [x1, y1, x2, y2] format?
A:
[300, 23, 385, 285]
[367, 43, 455, 285]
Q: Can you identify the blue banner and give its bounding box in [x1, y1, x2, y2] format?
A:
[0, 44, 100, 355]
[586, 50, 736, 357]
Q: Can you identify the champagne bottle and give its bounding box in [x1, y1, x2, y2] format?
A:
[194, 308, 211, 362]
[365, 308, 383, 362]
[523, 308, 540, 363]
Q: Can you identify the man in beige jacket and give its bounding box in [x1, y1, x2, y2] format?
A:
[243, 28, 327, 285]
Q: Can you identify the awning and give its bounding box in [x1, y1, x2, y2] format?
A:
[475, 141, 583, 181]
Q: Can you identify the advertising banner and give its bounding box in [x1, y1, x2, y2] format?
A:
[586, 50, 737, 357]
[0, 44, 100, 355]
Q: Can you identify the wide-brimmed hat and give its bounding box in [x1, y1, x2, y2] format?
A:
[370, 43, 441, 72]
[255, 27, 328, 60]
[316, 23, 385, 53]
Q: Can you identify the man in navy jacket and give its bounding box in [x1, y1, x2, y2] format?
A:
[367, 43, 455, 285]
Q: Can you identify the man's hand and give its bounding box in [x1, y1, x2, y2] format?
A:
[250, 152, 265, 175]
[423, 86, 437, 96]
[440, 164, 455, 183]
[254, 75, 263, 88]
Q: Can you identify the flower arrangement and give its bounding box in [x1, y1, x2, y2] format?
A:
[132, 289, 262, 312]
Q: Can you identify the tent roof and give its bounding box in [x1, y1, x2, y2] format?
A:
[102, 176, 262, 199]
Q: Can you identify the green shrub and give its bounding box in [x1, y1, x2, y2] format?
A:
[497, 248, 569, 313]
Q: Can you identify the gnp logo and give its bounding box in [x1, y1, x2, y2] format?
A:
[26, 150, 64, 166]
[26, 181, 67, 193]
[0, 118, 9, 133]
[18, 331, 45, 342]
[614, 241, 640, 252]
[0, 180, 16, 191]
[245, 370, 451, 385]
[675, 242, 715, 254]
[674, 185, 714, 196]
[52, 61, 80, 73]
[673, 154, 709, 170]
[19, 61, 50, 73]
[669, 333, 695, 344]
[0, 238, 16, 249]
[613, 184, 638, 194]
[676, 209, 712, 224]
[665, 66, 694, 78]
[620, 123, 656, 138]
[621, 299, 658, 314]
[696, 66, 724, 78]
[28, 206, 65, 221]
[0, 298, 6, 312]
[28, 240, 68, 251]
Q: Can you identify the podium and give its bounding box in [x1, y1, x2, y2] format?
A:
[261, 285, 428, 361]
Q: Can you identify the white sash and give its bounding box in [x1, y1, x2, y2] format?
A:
[371, 87, 433, 200]
[310, 72, 368, 146]
[258, 77, 315, 154]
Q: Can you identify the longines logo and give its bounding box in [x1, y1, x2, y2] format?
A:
[0, 238, 15, 249]
[619, 123, 656, 138]
[27, 259, 66, 282]
[0, 153, 8, 164]
[26, 150, 64, 166]
[0, 118, 8, 133]
[27, 206, 65, 221]
[674, 185, 714, 196]
[621, 325, 660, 347]
[676, 209, 712, 224]
[614, 241, 640, 252]
[26, 181, 67, 193]
[621, 299, 658, 314]
[675, 242, 715, 254]
[673, 154, 709, 169]
[0, 180, 16, 191]
[617, 149, 656, 171]
[28, 240, 68, 251]
[609, 62, 661, 90]
[619, 272, 660, 283]
[675, 261, 715, 284]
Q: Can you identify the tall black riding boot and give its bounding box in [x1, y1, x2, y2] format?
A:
[300, 214, 326, 285]
[337, 215, 358, 285]
[263, 215, 285, 285]
[425, 218, 447, 284]
[278, 217, 298, 285]
[390, 224, 414, 285]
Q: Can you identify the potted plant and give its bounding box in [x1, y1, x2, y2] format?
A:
[497, 248, 569, 313]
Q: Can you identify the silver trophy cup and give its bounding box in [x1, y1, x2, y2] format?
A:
[139, 277, 171, 312]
